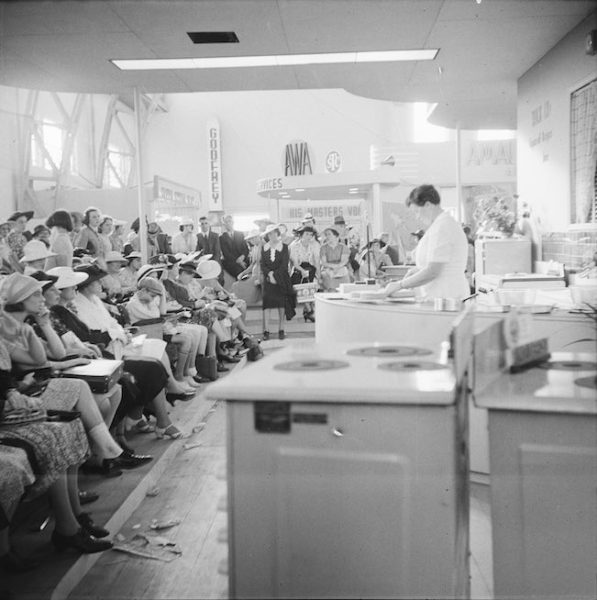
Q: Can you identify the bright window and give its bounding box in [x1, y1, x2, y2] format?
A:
[104, 146, 133, 188]
[232, 214, 270, 233]
[31, 121, 63, 170]
[477, 130, 516, 141]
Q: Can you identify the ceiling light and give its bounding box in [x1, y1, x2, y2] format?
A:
[348, 187, 359, 191]
[110, 49, 438, 71]
[295, 188, 305, 192]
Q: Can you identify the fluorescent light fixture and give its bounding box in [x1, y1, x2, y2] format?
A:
[110, 49, 438, 71]
[348, 190, 360, 194]
[295, 188, 305, 192]
[348, 187, 359, 191]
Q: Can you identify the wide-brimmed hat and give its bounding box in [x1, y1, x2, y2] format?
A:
[136, 263, 166, 282]
[180, 218, 194, 227]
[333, 215, 346, 225]
[244, 229, 262, 241]
[138, 277, 163, 296]
[7, 210, 34, 222]
[19, 240, 57, 263]
[73, 263, 107, 288]
[149, 253, 179, 268]
[46, 266, 89, 290]
[124, 251, 142, 261]
[301, 213, 315, 223]
[323, 227, 340, 236]
[295, 225, 316, 236]
[195, 260, 222, 280]
[29, 270, 59, 291]
[105, 251, 127, 264]
[178, 262, 199, 278]
[0, 273, 43, 304]
[253, 217, 274, 227]
[260, 223, 281, 238]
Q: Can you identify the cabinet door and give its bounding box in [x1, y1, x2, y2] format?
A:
[228, 401, 462, 599]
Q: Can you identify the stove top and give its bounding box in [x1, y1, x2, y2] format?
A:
[539, 360, 597, 371]
[274, 359, 350, 372]
[378, 361, 449, 372]
[347, 345, 432, 358]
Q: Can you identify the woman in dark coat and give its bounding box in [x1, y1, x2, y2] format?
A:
[260, 225, 296, 340]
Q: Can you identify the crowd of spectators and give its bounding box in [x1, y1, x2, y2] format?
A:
[0, 206, 402, 577]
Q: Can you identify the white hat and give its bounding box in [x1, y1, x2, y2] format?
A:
[124, 251, 142, 261]
[260, 223, 281, 238]
[105, 251, 127, 264]
[195, 260, 222, 280]
[136, 263, 166, 282]
[46, 266, 89, 290]
[19, 240, 57, 263]
[244, 229, 261, 240]
[197, 253, 212, 263]
[180, 217, 194, 227]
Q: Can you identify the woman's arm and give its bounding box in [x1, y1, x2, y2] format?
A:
[382, 262, 443, 296]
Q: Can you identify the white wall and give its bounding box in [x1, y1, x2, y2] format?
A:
[517, 11, 597, 231]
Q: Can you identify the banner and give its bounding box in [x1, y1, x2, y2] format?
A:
[206, 117, 223, 212]
[278, 199, 364, 226]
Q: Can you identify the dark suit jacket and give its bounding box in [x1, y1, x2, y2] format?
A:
[219, 230, 249, 277]
[196, 230, 222, 262]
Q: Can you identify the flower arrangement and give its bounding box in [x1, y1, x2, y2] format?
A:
[473, 195, 517, 237]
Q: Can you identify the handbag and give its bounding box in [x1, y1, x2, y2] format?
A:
[293, 279, 318, 304]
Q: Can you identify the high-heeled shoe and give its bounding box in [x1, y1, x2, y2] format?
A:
[278, 330, 285, 340]
[51, 529, 113, 554]
[303, 310, 315, 323]
[262, 330, 270, 341]
[77, 512, 110, 539]
[155, 424, 183, 440]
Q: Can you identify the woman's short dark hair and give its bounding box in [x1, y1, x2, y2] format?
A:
[82, 207, 100, 226]
[406, 185, 441, 207]
[4, 302, 26, 313]
[98, 216, 113, 234]
[46, 210, 73, 232]
[264, 228, 280, 243]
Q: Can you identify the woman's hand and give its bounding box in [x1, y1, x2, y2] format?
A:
[34, 307, 52, 328]
[84, 343, 102, 358]
[268, 272, 276, 285]
[53, 357, 91, 370]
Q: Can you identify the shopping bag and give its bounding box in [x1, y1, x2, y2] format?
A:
[293, 280, 318, 304]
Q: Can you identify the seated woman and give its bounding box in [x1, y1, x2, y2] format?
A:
[126, 276, 210, 387]
[0, 339, 113, 564]
[46, 266, 186, 437]
[319, 227, 351, 291]
[358, 238, 393, 279]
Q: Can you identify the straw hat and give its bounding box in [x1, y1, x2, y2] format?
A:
[138, 277, 163, 295]
[136, 263, 166, 282]
[46, 266, 89, 290]
[105, 251, 127, 264]
[0, 273, 43, 304]
[260, 223, 280, 238]
[124, 251, 142, 261]
[19, 240, 57, 263]
[73, 264, 107, 288]
[195, 260, 222, 280]
[244, 229, 262, 241]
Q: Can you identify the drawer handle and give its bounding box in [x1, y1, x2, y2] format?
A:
[331, 427, 344, 437]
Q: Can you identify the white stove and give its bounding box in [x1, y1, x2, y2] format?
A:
[208, 335, 472, 599]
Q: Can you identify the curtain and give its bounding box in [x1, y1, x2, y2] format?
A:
[571, 79, 597, 223]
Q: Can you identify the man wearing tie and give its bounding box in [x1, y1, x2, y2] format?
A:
[219, 214, 249, 281]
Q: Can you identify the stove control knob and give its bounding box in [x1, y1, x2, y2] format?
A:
[331, 427, 344, 437]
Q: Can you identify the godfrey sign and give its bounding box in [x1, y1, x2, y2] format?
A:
[207, 118, 223, 211]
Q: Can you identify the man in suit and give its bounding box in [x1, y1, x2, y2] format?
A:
[219, 214, 249, 280]
[196, 215, 223, 284]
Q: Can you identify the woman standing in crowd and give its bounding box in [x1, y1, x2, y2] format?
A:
[171, 219, 196, 254]
[319, 226, 351, 291]
[45, 210, 74, 269]
[6, 210, 34, 272]
[110, 220, 126, 253]
[289, 225, 320, 322]
[260, 224, 296, 340]
[73, 207, 102, 259]
[97, 216, 115, 258]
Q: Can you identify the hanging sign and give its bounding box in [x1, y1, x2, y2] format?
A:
[153, 176, 201, 207]
[283, 140, 313, 176]
[207, 117, 223, 211]
[278, 199, 364, 223]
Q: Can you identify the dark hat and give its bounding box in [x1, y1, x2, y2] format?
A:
[296, 225, 316, 236]
[333, 215, 346, 225]
[8, 210, 34, 222]
[73, 247, 92, 258]
[28, 270, 58, 291]
[178, 262, 199, 277]
[149, 253, 179, 267]
[323, 227, 340, 237]
[73, 263, 107, 288]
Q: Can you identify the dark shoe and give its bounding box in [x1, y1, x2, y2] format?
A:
[304, 312, 315, 323]
[193, 374, 211, 384]
[0, 551, 40, 573]
[81, 459, 122, 478]
[116, 450, 153, 470]
[221, 353, 241, 363]
[165, 391, 194, 406]
[216, 362, 229, 373]
[278, 330, 285, 340]
[51, 529, 113, 554]
[114, 436, 136, 455]
[262, 330, 270, 341]
[78, 490, 99, 505]
[77, 512, 110, 539]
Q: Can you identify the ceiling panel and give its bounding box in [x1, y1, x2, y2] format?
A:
[0, 0, 594, 128]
